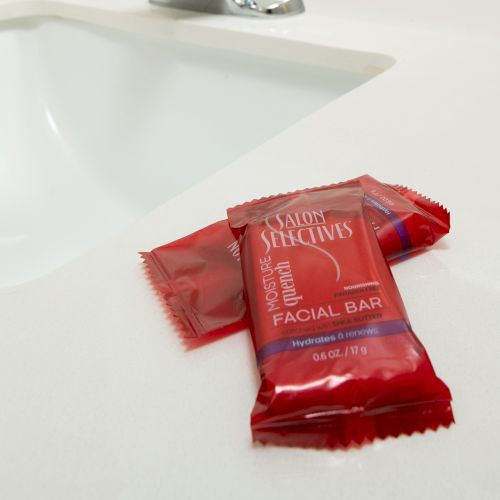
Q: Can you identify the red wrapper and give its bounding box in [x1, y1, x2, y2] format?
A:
[141, 175, 449, 338]
[228, 184, 453, 449]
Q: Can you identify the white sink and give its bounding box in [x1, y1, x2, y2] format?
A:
[0, 15, 393, 287]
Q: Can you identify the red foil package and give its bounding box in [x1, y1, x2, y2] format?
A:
[228, 184, 453, 449]
[142, 175, 449, 338]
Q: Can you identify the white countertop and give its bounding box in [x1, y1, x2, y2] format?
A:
[1, 1, 499, 499]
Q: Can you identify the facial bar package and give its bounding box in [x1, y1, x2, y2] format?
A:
[228, 184, 453, 449]
[141, 175, 449, 338]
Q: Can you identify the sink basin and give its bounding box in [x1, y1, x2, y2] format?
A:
[0, 15, 393, 287]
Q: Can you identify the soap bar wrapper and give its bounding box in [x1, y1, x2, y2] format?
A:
[228, 183, 453, 449]
[141, 175, 449, 337]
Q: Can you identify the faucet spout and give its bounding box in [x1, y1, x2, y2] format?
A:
[229, 0, 305, 16]
[150, 0, 305, 17]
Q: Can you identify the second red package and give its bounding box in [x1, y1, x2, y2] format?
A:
[142, 175, 450, 338]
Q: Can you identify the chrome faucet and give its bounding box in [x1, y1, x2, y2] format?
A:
[150, 0, 305, 17]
